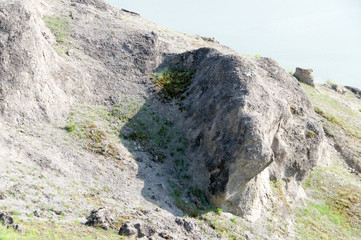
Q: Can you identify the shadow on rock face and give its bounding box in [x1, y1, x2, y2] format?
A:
[119, 47, 325, 218]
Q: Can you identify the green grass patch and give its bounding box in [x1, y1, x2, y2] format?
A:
[301, 83, 361, 139]
[43, 16, 71, 44]
[325, 79, 337, 84]
[65, 104, 121, 158]
[0, 221, 123, 240]
[65, 100, 188, 165]
[43, 15, 73, 54]
[314, 107, 361, 139]
[118, 104, 188, 163]
[153, 68, 195, 101]
[296, 163, 361, 239]
[200, 212, 247, 239]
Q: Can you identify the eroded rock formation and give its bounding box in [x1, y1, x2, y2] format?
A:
[163, 48, 325, 217]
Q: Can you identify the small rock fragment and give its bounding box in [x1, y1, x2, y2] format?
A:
[159, 232, 174, 239]
[13, 224, 26, 234]
[134, 223, 156, 238]
[119, 222, 136, 236]
[0, 211, 14, 226]
[325, 84, 346, 94]
[0, 192, 5, 200]
[33, 210, 41, 217]
[175, 218, 193, 232]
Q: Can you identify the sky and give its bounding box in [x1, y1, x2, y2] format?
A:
[107, 0, 361, 88]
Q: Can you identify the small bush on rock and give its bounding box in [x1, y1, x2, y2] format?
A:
[153, 68, 195, 101]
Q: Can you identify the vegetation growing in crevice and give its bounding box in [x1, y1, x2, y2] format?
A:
[306, 130, 316, 138]
[153, 67, 195, 101]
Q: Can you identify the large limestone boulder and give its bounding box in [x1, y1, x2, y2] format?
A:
[164, 48, 325, 217]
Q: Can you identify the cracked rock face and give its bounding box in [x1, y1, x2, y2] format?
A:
[164, 48, 325, 216]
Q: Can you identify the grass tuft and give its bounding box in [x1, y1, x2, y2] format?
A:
[153, 68, 195, 101]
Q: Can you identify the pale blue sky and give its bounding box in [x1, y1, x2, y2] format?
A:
[107, 0, 361, 88]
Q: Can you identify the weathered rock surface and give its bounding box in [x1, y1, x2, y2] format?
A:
[85, 207, 114, 230]
[328, 84, 347, 94]
[345, 86, 361, 97]
[0, 0, 231, 125]
[119, 222, 137, 237]
[294, 67, 315, 87]
[163, 48, 325, 216]
[324, 83, 347, 94]
[0, 0, 341, 238]
[134, 222, 156, 238]
[175, 217, 194, 232]
[0, 211, 14, 226]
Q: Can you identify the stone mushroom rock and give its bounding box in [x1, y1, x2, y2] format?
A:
[294, 67, 315, 87]
[163, 48, 325, 218]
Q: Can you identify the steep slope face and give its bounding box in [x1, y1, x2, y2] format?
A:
[0, 0, 72, 123]
[162, 48, 325, 217]
[0, 0, 230, 124]
[295, 83, 361, 240]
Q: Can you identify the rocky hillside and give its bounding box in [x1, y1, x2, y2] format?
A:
[0, 0, 360, 239]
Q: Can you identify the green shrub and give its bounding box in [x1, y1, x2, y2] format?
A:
[153, 68, 195, 101]
[215, 207, 223, 215]
[306, 130, 315, 138]
[325, 79, 337, 84]
[65, 124, 76, 132]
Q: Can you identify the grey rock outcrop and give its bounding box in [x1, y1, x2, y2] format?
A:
[325, 84, 347, 94]
[163, 48, 325, 217]
[71, 0, 109, 11]
[294, 67, 315, 87]
[119, 222, 156, 238]
[85, 207, 114, 230]
[134, 223, 156, 238]
[345, 86, 361, 97]
[0, 211, 14, 226]
[13, 224, 26, 234]
[119, 222, 137, 237]
[175, 218, 194, 232]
